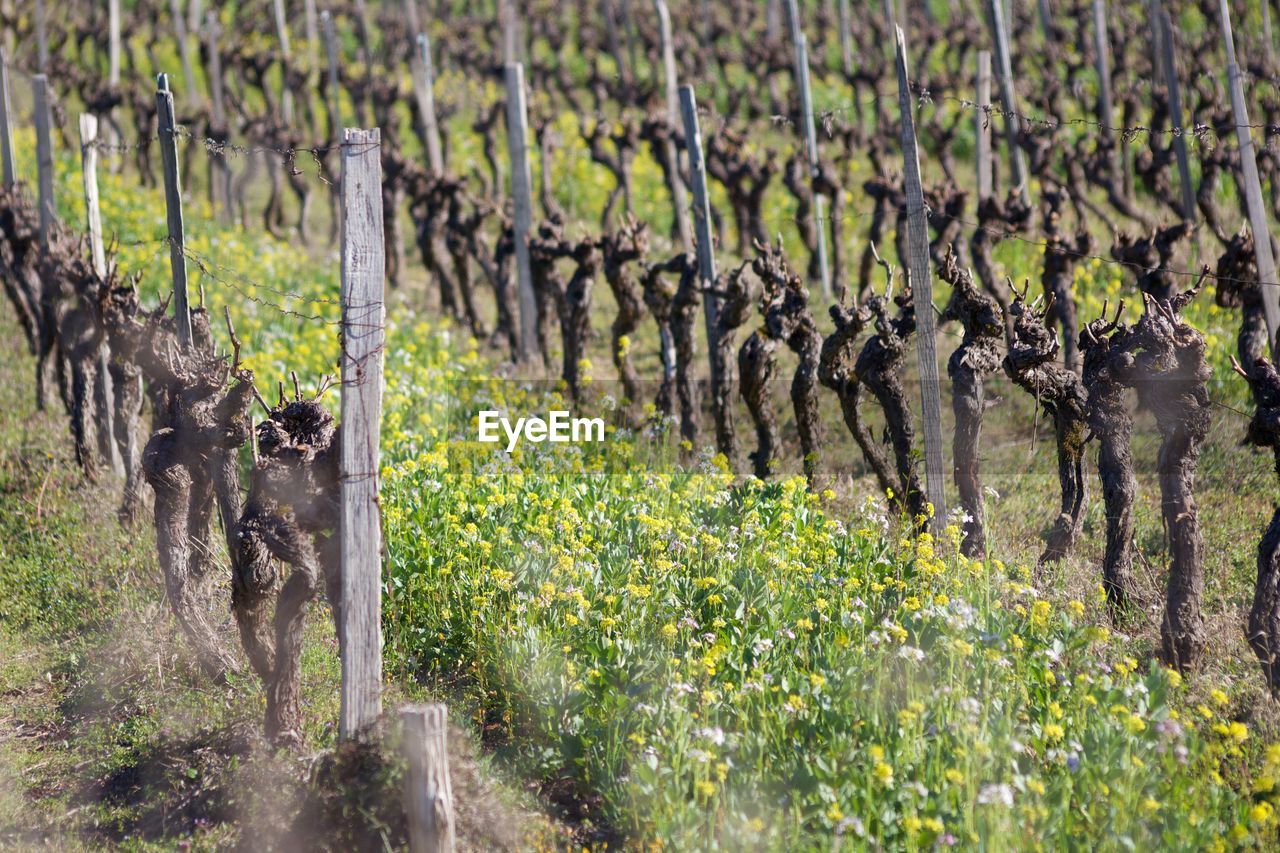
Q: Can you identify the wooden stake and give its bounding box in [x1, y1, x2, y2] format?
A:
[504, 63, 539, 365]
[304, 0, 321, 82]
[155, 73, 193, 350]
[401, 704, 456, 853]
[792, 32, 833, 301]
[33, 75, 55, 245]
[976, 50, 993, 201]
[837, 0, 854, 76]
[35, 0, 48, 73]
[652, 0, 691, 250]
[0, 47, 14, 187]
[1220, 0, 1280, 359]
[986, 0, 1029, 200]
[411, 33, 444, 176]
[272, 0, 295, 125]
[78, 113, 124, 477]
[1157, 6, 1195, 221]
[107, 0, 122, 153]
[322, 12, 343, 143]
[678, 85, 721, 393]
[894, 26, 947, 532]
[338, 127, 385, 740]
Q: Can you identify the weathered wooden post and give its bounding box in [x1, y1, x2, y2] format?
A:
[78, 114, 124, 476]
[504, 63, 539, 365]
[155, 74, 194, 350]
[0, 48, 14, 187]
[272, 0, 296, 125]
[894, 26, 947, 531]
[1156, 6, 1195, 221]
[652, 0, 691, 249]
[107, 0, 122, 153]
[1092, 0, 1113, 140]
[976, 50, 993, 201]
[678, 85, 721, 395]
[411, 33, 444, 176]
[986, 0, 1029, 200]
[502, 0, 519, 64]
[35, 0, 48, 73]
[339, 127, 386, 740]
[837, 0, 854, 76]
[169, 0, 198, 98]
[32, 75, 55, 244]
[1220, 0, 1280, 358]
[401, 704, 456, 853]
[785, 0, 832, 300]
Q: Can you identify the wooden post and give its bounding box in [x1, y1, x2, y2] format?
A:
[652, 0, 691, 250]
[204, 12, 232, 223]
[155, 74, 194, 350]
[837, 0, 854, 76]
[894, 26, 947, 532]
[0, 48, 14, 187]
[79, 113, 124, 476]
[502, 0, 519, 64]
[1220, 0, 1280, 359]
[1264, 0, 1276, 65]
[401, 0, 423, 36]
[401, 704, 456, 853]
[338, 127, 386, 740]
[304, 0, 321, 81]
[272, 0, 295, 125]
[1157, 7, 1195, 221]
[986, 0, 1029, 200]
[1092, 0, 1113, 139]
[107, 0, 122, 152]
[976, 50, 993, 201]
[793, 33, 832, 301]
[322, 12, 343, 143]
[35, 0, 48, 73]
[411, 33, 444, 176]
[678, 85, 721, 393]
[32, 75, 55, 245]
[188, 0, 205, 35]
[169, 0, 198, 98]
[504, 63, 539, 365]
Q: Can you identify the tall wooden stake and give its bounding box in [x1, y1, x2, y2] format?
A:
[271, 0, 296, 125]
[652, 0, 691, 249]
[412, 33, 444, 176]
[35, 0, 48, 73]
[78, 113, 124, 476]
[793, 32, 833, 301]
[894, 26, 947, 532]
[402, 704, 456, 853]
[0, 48, 14, 187]
[504, 63, 539, 365]
[1220, 0, 1280, 358]
[976, 50, 993, 201]
[33, 75, 55, 245]
[155, 74, 193, 350]
[1157, 6, 1195, 221]
[986, 0, 1029, 200]
[678, 85, 721, 394]
[339, 127, 386, 739]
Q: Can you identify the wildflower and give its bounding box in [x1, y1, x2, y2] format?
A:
[977, 783, 1014, 806]
[694, 780, 716, 799]
[873, 761, 894, 788]
[1044, 723, 1065, 742]
[1251, 802, 1275, 826]
[1211, 689, 1230, 706]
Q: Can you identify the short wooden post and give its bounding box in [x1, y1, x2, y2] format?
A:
[32, 75, 55, 245]
[155, 73, 194, 350]
[401, 704, 456, 853]
[338, 127, 386, 740]
[1220, 0, 1280, 359]
[1156, 7, 1195, 221]
[411, 33, 444, 176]
[79, 114, 124, 476]
[272, 0, 296, 125]
[986, 0, 1029, 200]
[504, 63, 539, 365]
[652, 0, 691, 250]
[976, 50, 993, 201]
[678, 85, 721, 393]
[894, 26, 947, 531]
[0, 48, 15, 187]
